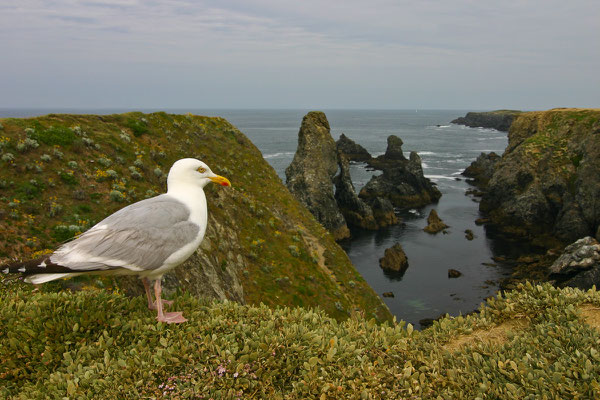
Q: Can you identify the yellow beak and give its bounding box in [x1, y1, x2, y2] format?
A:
[210, 175, 231, 187]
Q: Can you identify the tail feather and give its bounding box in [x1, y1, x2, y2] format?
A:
[2, 257, 74, 276]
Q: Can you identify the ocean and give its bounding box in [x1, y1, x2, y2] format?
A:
[1, 108, 517, 326]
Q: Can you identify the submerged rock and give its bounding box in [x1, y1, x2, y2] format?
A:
[336, 133, 372, 162]
[286, 112, 350, 240]
[334, 153, 378, 230]
[423, 209, 449, 234]
[379, 242, 409, 273]
[465, 229, 475, 240]
[448, 269, 462, 278]
[360, 136, 441, 209]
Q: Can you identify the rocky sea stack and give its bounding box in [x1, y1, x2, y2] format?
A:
[452, 110, 522, 132]
[479, 109, 600, 246]
[287, 113, 405, 238]
[336, 133, 371, 161]
[285, 112, 351, 240]
[360, 136, 441, 209]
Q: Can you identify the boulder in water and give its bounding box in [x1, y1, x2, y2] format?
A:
[423, 209, 449, 234]
[379, 242, 409, 273]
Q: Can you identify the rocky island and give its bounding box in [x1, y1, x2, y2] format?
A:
[452, 110, 523, 132]
[359, 136, 441, 209]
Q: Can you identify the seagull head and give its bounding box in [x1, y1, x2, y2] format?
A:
[167, 158, 231, 191]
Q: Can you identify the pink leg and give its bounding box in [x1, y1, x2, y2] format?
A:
[154, 279, 187, 324]
[143, 277, 173, 310]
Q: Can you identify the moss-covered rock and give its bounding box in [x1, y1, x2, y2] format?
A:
[0, 112, 391, 322]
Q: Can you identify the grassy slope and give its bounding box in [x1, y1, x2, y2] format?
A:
[2, 282, 600, 398]
[0, 112, 391, 322]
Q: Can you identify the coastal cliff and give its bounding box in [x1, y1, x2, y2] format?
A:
[452, 110, 522, 132]
[480, 109, 600, 246]
[0, 112, 391, 322]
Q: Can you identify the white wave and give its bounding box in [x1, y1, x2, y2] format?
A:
[421, 162, 429, 169]
[426, 174, 457, 181]
[262, 151, 295, 159]
[418, 151, 437, 155]
[451, 171, 463, 176]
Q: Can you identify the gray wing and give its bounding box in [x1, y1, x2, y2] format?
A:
[50, 195, 200, 272]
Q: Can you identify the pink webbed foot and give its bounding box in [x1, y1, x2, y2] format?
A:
[147, 299, 174, 310]
[157, 311, 188, 324]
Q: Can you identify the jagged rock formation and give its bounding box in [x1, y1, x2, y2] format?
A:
[379, 242, 409, 273]
[285, 112, 350, 240]
[369, 197, 399, 228]
[287, 112, 400, 234]
[334, 153, 378, 230]
[423, 209, 449, 234]
[336, 133, 371, 162]
[360, 136, 441, 209]
[550, 237, 600, 289]
[480, 109, 600, 245]
[451, 110, 522, 132]
[462, 152, 501, 187]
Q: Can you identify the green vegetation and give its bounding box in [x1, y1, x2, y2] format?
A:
[518, 109, 600, 177]
[124, 117, 149, 137]
[1, 282, 600, 398]
[0, 112, 390, 323]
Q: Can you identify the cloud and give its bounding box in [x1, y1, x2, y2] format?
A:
[0, 0, 599, 108]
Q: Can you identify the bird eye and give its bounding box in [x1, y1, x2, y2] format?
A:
[198, 167, 206, 173]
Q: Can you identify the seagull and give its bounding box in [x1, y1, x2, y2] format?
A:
[1, 158, 231, 324]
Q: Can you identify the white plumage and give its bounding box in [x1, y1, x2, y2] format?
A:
[3, 158, 231, 324]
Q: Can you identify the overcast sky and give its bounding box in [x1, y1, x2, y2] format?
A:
[1, 0, 599, 110]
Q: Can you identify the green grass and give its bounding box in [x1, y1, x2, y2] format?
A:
[1, 282, 600, 398]
[33, 125, 77, 146]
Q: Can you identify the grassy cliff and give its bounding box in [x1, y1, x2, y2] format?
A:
[0, 112, 391, 322]
[480, 108, 600, 247]
[2, 282, 600, 398]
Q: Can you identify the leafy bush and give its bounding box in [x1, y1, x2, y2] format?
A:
[1, 283, 600, 399]
[125, 118, 149, 137]
[34, 125, 76, 146]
